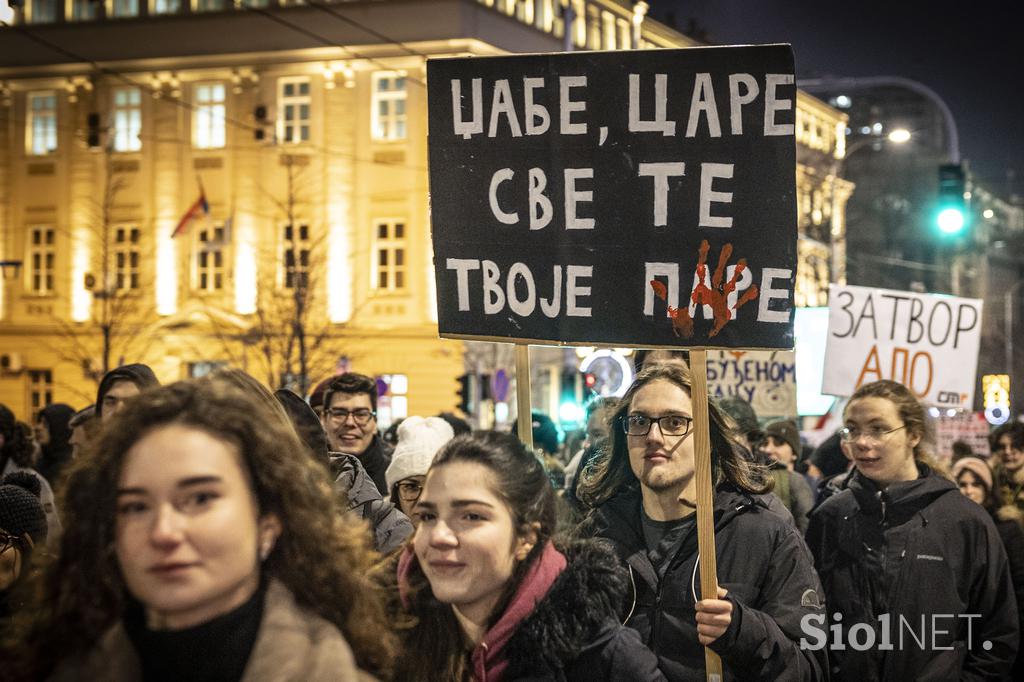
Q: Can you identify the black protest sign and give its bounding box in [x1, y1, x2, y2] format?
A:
[427, 45, 797, 349]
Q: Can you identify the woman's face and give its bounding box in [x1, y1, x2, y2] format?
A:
[842, 396, 920, 488]
[115, 424, 280, 630]
[412, 461, 532, 627]
[394, 475, 426, 518]
[957, 469, 987, 505]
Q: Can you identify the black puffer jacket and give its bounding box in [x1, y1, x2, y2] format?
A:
[583, 486, 828, 681]
[504, 539, 666, 681]
[806, 466, 1019, 681]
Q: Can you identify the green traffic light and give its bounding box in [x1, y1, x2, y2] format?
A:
[936, 207, 966, 234]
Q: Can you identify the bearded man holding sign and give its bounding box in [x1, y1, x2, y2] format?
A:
[579, 363, 828, 681]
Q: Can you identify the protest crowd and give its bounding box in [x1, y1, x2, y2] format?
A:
[0, 349, 1020, 682]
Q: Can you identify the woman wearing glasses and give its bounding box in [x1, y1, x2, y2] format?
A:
[805, 380, 1019, 680]
[3, 379, 394, 681]
[384, 416, 454, 519]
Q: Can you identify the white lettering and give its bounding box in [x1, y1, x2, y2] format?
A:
[764, 74, 795, 136]
[728, 73, 759, 135]
[488, 169, 518, 225]
[523, 77, 550, 135]
[559, 76, 587, 135]
[445, 258, 480, 311]
[628, 74, 676, 136]
[686, 73, 722, 138]
[566, 265, 592, 316]
[699, 162, 734, 228]
[564, 168, 595, 230]
[757, 268, 792, 323]
[451, 78, 483, 139]
[639, 162, 685, 227]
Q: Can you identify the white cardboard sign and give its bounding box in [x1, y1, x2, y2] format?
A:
[822, 284, 982, 408]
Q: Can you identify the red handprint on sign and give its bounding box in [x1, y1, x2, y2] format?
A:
[650, 240, 759, 339]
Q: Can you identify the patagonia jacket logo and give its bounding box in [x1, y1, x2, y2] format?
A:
[916, 554, 944, 562]
[800, 589, 822, 608]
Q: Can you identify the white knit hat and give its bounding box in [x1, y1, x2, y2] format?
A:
[385, 416, 455, 492]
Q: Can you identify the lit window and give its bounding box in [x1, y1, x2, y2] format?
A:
[371, 72, 407, 141]
[28, 227, 56, 295]
[195, 0, 227, 10]
[108, 0, 139, 17]
[373, 220, 407, 291]
[602, 11, 617, 49]
[28, 370, 53, 421]
[114, 226, 141, 290]
[194, 83, 226, 149]
[113, 87, 142, 152]
[282, 223, 310, 289]
[195, 224, 227, 291]
[278, 78, 311, 144]
[69, 0, 99, 20]
[375, 373, 408, 428]
[26, 91, 58, 155]
[28, 0, 60, 23]
[151, 0, 181, 14]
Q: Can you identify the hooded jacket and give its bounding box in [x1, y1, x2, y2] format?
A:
[36, 403, 74, 491]
[329, 452, 412, 555]
[805, 466, 1019, 681]
[583, 485, 828, 681]
[396, 539, 666, 682]
[95, 364, 160, 419]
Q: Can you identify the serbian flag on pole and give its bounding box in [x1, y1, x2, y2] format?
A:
[172, 186, 210, 238]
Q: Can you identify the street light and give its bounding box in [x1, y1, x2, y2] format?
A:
[828, 128, 912, 282]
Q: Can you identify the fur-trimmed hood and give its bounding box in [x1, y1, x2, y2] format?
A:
[504, 538, 659, 680]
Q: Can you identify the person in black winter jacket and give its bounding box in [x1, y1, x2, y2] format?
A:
[95, 363, 160, 422]
[33, 404, 74, 493]
[806, 380, 1018, 681]
[577, 364, 828, 681]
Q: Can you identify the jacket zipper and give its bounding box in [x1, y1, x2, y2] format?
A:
[624, 565, 638, 625]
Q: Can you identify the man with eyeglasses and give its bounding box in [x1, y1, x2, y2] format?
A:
[321, 372, 392, 495]
[578, 364, 828, 681]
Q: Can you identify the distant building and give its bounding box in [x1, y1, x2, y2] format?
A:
[801, 76, 1024, 413]
[0, 0, 847, 420]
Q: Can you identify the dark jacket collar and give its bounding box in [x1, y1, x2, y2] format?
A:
[846, 464, 958, 519]
[328, 451, 382, 508]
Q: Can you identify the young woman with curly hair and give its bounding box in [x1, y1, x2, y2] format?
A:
[395, 431, 665, 681]
[2, 378, 394, 681]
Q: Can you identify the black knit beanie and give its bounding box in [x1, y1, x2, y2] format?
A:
[0, 472, 48, 546]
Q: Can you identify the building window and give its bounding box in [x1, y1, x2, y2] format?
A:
[282, 223, 310, 289]
[373, 220, 407, 291]
[375, 373, 408, 428]
[278, 78, 311, 144]
[114, 226, 141, 291]
[69, 0, 99, 20]
[108, 0, 139, 17]
[28, 227, 56, 295]
[151, 0, 181, 14]
[113, 87, 142, 152]
[28, 0, 60, 23]
[194, 83, 226, 149]
[28, 370, 54, 420]
[195, 0, 227, 10]
[195, 224, 226, 291]
[26, 91, 58, 156]
[371, 72, 407, 141]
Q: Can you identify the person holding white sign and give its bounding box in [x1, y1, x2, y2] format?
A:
[805, 380, 1019, 680]
[578, 364, 828, 681]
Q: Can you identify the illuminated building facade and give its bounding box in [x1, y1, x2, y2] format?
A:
[0, 0, 847, 420]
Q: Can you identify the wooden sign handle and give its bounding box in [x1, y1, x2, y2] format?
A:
[515, 344, 534, 451]
[689, 349, 724, 681]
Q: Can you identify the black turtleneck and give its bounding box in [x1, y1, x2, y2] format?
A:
[123, 581, 265, 682]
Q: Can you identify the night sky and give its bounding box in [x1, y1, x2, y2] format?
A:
[650, 0, 1023, 200]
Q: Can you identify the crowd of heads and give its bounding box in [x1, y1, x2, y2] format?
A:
[1, 353, 1022, 680]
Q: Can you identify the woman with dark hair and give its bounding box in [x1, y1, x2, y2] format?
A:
[953, 456, 1024, 677]
[2, 379, 394, 681]
[395, 431, 665, 681]
[806, 380, 1018, 680]
[577, 364, 827, 681]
